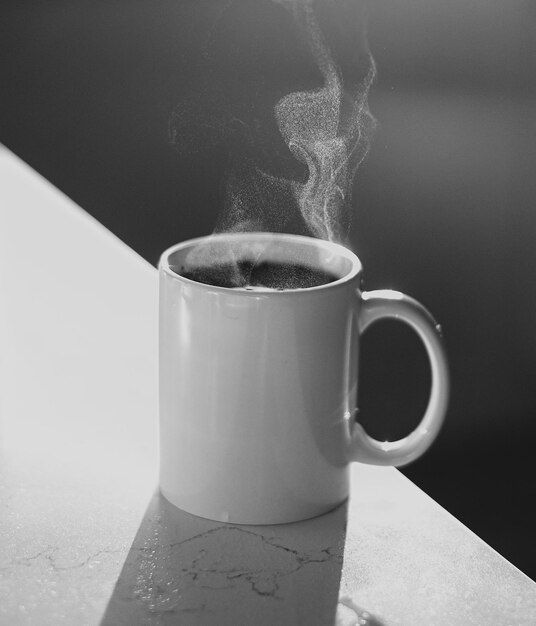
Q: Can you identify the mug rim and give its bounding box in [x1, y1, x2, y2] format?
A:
[159, 232, 362, 294]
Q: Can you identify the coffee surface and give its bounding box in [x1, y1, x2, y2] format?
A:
[174, 260, 339, 290]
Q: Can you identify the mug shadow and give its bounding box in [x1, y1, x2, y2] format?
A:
[100, 490, 383, 625]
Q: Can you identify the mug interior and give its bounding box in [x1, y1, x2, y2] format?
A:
[162, 233, 360, 279]
[163, 233, 359, 288]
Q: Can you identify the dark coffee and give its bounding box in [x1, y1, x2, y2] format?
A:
[173, 260, 339, 290]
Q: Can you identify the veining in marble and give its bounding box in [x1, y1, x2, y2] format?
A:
[102, 492, 348, 625]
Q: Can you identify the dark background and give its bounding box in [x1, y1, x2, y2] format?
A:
[2, 0, 535, 578]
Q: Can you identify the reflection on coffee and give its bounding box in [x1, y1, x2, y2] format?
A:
[173, 260, 339, 290]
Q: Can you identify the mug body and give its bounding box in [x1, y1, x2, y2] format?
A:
[159, 233, 361, 524]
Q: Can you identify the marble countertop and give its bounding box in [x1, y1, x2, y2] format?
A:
[1, 146, 535, 625]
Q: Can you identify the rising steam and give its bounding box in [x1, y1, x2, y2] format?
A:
[275, 0, 376, 242]
[169, 0, 376, 248]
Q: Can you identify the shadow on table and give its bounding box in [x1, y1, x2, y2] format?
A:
[100, 490, 381, 625]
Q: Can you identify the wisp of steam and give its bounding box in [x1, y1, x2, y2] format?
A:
[274, 0, 376, 243]
[169, 0, 376, 278]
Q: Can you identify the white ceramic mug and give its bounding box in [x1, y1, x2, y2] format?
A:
[159, 233, 449, 524]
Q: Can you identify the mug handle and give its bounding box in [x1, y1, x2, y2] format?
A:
[346, 289, 449, 466]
